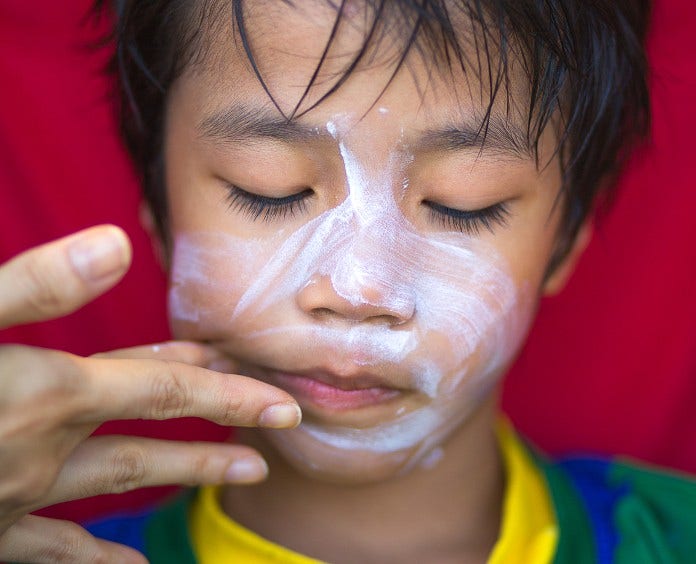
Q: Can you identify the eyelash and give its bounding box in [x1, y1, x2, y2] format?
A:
[423, 200, 511, 236]
[225, 184, 511, 235]
[225, 184, 313, 221]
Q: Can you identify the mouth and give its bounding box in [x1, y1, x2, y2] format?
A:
[252, 364, 407, 416]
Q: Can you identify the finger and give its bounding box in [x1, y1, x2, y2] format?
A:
[92, 340, 232, 370]
[0, 514, 146, 564]
[44, 435, 268, 506]
[0, 225, 131, 329]
[79, 356, 302, 428]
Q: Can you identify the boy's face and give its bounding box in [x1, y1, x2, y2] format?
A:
[164, 2, 569, 483]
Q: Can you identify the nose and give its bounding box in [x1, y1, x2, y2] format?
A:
[296, 273, 415, 325]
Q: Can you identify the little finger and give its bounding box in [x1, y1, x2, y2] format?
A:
[0, 514, 146, 564]
[92, 339, 229, 370]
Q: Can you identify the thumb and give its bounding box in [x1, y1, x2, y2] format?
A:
[0, 225, 132, 329]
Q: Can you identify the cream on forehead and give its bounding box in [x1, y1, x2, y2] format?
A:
[169, 112, 525, 468]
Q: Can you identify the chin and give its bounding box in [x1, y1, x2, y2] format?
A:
[259, 418, 458, 485]
[262, 427, 419, 484]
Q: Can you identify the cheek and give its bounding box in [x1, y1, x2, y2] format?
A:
[167, 231, 278, 338]
[388, 230, 536, 401]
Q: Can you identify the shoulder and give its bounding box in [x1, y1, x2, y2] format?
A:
[539, 454, 696, 564]
[85, 490, 197, 563]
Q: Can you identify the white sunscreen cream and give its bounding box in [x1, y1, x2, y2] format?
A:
[169, 113, 530, 479]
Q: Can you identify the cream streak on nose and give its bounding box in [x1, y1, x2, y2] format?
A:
[325, 119, 416, 316]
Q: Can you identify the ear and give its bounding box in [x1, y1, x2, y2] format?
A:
[139, 201, 169, 270]
[542, 220, 592, 296]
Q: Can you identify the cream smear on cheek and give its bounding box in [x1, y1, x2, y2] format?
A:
[169, 114, 531, 475]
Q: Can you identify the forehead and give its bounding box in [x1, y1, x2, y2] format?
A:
[175, 0, 531, 135]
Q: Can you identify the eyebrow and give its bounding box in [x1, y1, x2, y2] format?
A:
[197, 103, 533, 158]
[416, 117, 533, 158]
[198, 104, 320, 145]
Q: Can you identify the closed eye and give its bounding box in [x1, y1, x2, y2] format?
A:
[225, 184, 314, 221]
[224, 183, 510, 235]
[423, 200, 511, 235]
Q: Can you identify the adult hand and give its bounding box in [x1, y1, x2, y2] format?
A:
[0, 226, 301, 563]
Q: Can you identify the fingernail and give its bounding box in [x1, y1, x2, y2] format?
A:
[225, 457, 268, 483]
[258, 403, 302, 429]
[69, 227, 130, 282]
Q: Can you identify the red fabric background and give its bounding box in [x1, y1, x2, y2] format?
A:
[0, 0, 694, 523]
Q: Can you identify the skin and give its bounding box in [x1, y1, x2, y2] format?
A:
[162, 2, 587, 562]
[0, 230, 301, 564]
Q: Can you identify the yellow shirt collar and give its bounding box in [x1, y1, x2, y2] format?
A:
[488, 418, 558, 563]
[190, 421, 558, 563]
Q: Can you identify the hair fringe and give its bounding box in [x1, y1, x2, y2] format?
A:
[95, 0, 652, 271]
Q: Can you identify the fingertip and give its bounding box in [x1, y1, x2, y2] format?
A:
[103, 542, 148, 564]
[111, 544, 149, 564]
[68, 225, 132, 284]
[225, 456, 269, 484]
[258, 402, 303, 429]
[91, 224, 133, 270]
[104, 224, 133, 266]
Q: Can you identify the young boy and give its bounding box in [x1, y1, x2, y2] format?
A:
[88, 0, 695, 562]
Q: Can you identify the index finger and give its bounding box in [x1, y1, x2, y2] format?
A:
[93, 340, 241, 377]
[0, 225, 131, 330]
[78, 356, 302, 429]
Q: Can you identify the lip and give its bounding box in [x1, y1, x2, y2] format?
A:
[270, 371, 403, 411]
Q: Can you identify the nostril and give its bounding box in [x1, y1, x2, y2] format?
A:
[309, 307, 337, 319]
[296, 273, 416, 324]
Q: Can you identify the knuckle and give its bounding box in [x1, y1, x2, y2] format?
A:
[0, 345, 29, 398]
[150, 362, 190, 418]
[22, 256, 70, 317]
[219, 389, 245, 425]
[210, 389, 243, 425]
[29, 469, 59, 501]
[90, 548, 115, 564]
[108, 445, 148, 494]
[21, 353, 87, 423]
[37, 521, 85, 563]
[185, 452, 218, 486]
[38, 352, 85, 396]
[5, 466, 57, 509]
[3, 347, 84, 401]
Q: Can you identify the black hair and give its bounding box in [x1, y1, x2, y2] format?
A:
[97, 0, 651, 274]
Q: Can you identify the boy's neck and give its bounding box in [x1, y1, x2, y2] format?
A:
[222, 399, 504, 564]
